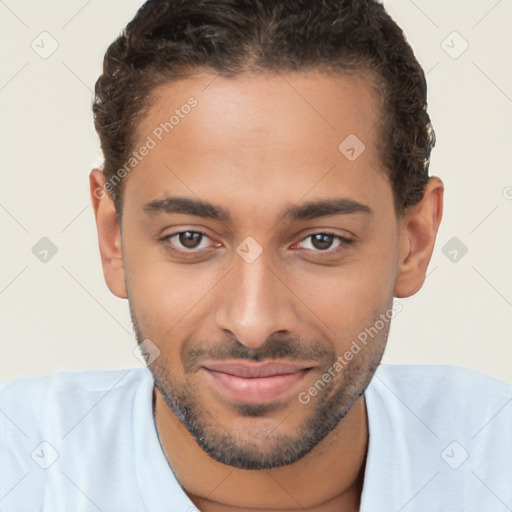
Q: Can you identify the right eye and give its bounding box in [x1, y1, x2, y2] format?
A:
[162, 231, 213, 251]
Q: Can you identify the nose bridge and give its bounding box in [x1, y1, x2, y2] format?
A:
[215, 251, 293, 348]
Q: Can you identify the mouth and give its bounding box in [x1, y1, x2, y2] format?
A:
[201, 360, 314, 404]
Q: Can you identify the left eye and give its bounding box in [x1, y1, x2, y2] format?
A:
[166, 231, 211, 250]
[297, 233, 347, 251]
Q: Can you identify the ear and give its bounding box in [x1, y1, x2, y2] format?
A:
[394, 177, 444, 298]
[89, 169, 128, 299]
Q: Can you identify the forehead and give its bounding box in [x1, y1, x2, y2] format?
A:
[138, 69, 381, 152]
[126, 70, 389, 214]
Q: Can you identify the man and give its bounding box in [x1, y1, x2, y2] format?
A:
[1, 0, 511, 510]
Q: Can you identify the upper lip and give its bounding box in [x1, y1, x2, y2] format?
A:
[202, 360, 313, 378]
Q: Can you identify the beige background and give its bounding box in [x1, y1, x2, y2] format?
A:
[0, 0, 511, 384]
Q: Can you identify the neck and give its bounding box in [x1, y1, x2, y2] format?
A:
[154, 390, 369, 512]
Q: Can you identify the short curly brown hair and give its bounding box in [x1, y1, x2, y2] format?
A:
[93, 0, 435, 216]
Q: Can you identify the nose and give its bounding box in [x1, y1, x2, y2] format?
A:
[214, 252, 297, 349]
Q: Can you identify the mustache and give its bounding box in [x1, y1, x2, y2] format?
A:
[182, 333, 336, 373]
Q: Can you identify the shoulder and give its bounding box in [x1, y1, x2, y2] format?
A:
[0, 367, 152, 453]
[370, 363, 512, 401]
[367, 363, 512, 436]
[0, 368, 154, 510]
[1, 366, 151, 398]
[372, 363, 511, 393]
[0, 367, 151, 416]
[362, 364, 512, 506]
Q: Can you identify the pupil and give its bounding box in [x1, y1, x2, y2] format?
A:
[179, 231, 202, 249]
[311, 234, 333, 250]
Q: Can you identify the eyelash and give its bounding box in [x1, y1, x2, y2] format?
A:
[294, 232, 354, 253]
[160, 230, 354, 256]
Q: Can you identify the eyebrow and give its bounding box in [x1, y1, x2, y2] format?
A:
[283, 198, 372, 221]
[142, 196, 371, 222]
[143, 197, 231, 221]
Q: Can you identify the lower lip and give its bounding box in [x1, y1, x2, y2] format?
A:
[203, 368, 311, 404]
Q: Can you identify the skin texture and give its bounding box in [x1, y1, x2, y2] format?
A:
[90, 71, 443, 511]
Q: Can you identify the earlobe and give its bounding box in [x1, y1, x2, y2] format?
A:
[394, 177, 444, 298]
[89, 169, 128, 299]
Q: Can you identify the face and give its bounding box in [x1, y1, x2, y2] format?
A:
[115, 71, 403, 469]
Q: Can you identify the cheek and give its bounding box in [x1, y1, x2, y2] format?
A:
[124, 249, 225, 340]
[292, 235, 399, 344]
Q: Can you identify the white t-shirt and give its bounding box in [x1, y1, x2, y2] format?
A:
[1, 364, 511, 511]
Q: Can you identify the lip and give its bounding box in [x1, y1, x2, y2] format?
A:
[201, 360, 314, 404]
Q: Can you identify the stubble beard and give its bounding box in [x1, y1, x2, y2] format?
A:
[129, 301, 388, 470]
